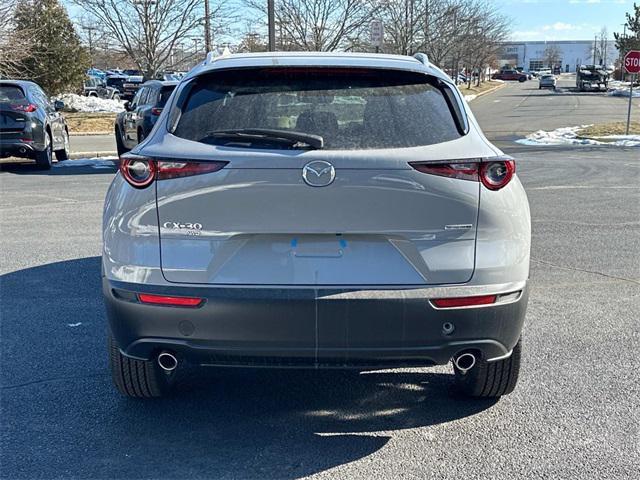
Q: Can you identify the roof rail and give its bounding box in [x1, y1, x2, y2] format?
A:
[413, 53, 430, 68]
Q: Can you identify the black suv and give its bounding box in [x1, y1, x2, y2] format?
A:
[0, 80, 69, 169]
[114, 80, 176, 155]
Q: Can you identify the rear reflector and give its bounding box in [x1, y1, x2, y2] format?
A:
[431, 295, 497, 308]
[138, 293, 204, 307]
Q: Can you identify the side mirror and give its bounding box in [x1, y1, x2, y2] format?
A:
[124, 101, 132, 111]
[54, 100, 64, 111]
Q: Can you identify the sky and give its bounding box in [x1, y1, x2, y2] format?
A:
[496, 0, 634, 41]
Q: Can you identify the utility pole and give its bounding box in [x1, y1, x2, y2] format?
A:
[83, 26, 97, 63]
[593, 34, 597, 64]
[204, 0, 211, 52]
[267, 0, 276, 52]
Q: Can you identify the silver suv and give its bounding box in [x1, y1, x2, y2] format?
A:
[103, 53, 530, 398]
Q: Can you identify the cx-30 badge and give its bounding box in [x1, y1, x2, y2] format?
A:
[302, 160, 335, 187]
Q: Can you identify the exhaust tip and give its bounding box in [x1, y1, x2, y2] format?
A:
[157, 351, 178, 372]
[453, 352, 476, 373]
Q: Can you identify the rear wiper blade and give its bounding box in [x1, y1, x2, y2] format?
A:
[204, 128, 324, 149]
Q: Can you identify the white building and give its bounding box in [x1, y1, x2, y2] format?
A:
[499, 40, 619, 73]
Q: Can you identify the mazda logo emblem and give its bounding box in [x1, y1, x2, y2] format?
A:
[302, 161, 335, 187]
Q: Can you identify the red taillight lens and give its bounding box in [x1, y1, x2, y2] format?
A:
[480, 160, 515, 190]
[151, 107, 163, 115]
[119, 154, 156, 188]
[138, 293, 204, 307]
[431, 295, 497, 308]
[410, 157, 515, 191]
[11, 103, 37, 112]
[410, 162, 479, 181]
[119, 156, 228, 188]
[157, 160, 228, 180]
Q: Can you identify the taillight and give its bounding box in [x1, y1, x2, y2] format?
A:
[151, 107, 163, 115]
[119, 154, 156, 188]
[479, 160, 515, 190]
[409, 156, 515, 191]
[119, 154, 228, 188]
[138, 293, 204, 307]
[11, 103, 37, 112]
[157, 160, 228, 180]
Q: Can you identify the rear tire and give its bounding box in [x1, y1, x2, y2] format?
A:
[34, 132, 53, 170]
[454, 337, 522, 398]
[108, 332, 174, 398]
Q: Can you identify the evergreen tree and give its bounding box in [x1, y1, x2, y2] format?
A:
[13, 0, 89, 95]
[615, 3, 640, 53]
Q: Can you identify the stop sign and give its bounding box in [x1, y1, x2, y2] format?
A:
[624, 50, 640, 74]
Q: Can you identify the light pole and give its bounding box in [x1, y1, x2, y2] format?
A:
[268, 0, 276, 51]
[204, 0, 211, 52]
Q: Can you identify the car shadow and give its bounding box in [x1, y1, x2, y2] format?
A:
[1, 257, 497, 479]
[0, 158, 117, 175]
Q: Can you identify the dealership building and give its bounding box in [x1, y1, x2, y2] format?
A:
[499, 40, 619, 72]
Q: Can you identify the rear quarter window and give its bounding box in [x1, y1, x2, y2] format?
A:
[173, 67, 465, 150]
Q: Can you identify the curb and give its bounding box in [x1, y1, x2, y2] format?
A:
[464, 82, 506, 102]
[69, 132, 113, 136]
[69, 151, 117, 159]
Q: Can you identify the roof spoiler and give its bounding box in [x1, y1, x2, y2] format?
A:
[203, 47, 232, 66]
[413, 53, 430, 68]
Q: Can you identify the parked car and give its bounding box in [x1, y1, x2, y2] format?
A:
[84, 76, 121, 100]
[87, 67, 106, 80]
[114, 80, 177, 154]
[120, 75, 145, 101]
[538, 74, 557, 90]
[492, 69, 527, 82]
[0, 80, 69, 169]
[576, 65, 609, 92]
[105, 74, 128, 95]
[104, 52, 531, 399]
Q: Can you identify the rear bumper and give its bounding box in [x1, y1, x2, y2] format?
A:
[104, 278, 528, 369]
[0, 140, 36, 159]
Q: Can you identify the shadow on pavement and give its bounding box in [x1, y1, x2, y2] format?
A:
[0, 159, 117, 175]
[1, 257, 496, 479]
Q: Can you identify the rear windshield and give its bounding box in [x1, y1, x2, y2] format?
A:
[173, 68, 464, 150]
[159, 86, 175, 107]
[0, 85, 26, 102]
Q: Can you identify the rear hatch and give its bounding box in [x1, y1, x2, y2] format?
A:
[0, 84, 28, 135]
[154, 67, 490, 286]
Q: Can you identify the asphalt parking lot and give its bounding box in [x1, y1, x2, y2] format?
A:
[1, 79, 639, 479]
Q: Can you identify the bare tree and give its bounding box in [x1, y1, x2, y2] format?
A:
[0, 0, 36, 78]
[543, 44, 562, 68]
[71, 0, 232, 77]
[245, 0, 377, 51]
[378, 0, 510, 84]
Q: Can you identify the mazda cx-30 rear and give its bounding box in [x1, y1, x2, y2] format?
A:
[102, 52, 530, 398]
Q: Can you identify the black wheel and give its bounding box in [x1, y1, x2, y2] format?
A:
[115, 126, 128, 156]
[55, 128, 70, 161]
[34, 131, 53, 169]
[137, 129, 145, 144]
[454, 337, 522, 398]
[109, 332, 174, 398]
[113, 93, 120, 101]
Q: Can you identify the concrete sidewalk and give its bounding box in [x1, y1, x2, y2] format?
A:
[70, 134, 116, 158]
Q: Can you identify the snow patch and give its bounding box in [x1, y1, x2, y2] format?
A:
[516, 126, 640, 147]
[54, 157, 118, 169]
[56, 93, 125, 113]
[464, 94, 477, 102]
[606, 82, 640, 98]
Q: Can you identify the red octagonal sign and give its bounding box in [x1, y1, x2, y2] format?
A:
[624, 50, 640, 74]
